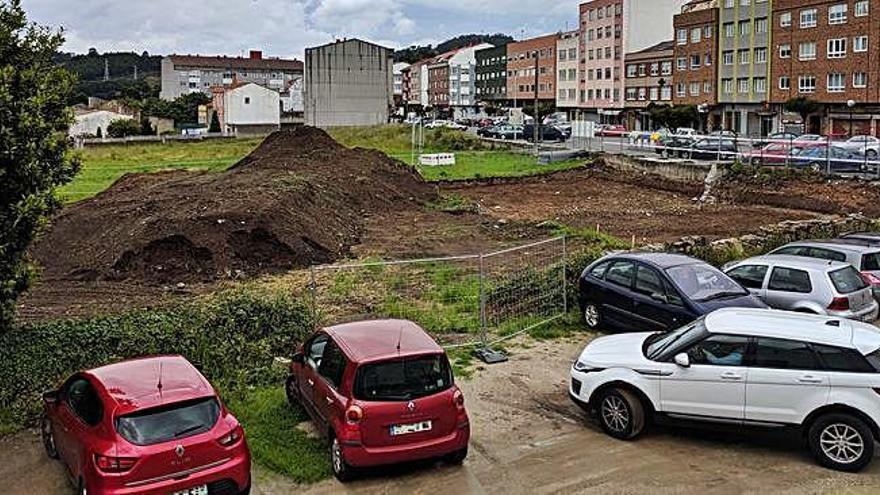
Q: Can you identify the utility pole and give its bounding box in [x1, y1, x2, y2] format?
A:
[533, 50, 540, 145]
[103, 59, 110, 81]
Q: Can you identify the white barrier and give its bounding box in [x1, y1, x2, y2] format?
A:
[418, 153, 456, 166]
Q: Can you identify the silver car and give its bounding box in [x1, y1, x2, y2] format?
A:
[768, 239, 880, 301]
[724, 255, 879, 322]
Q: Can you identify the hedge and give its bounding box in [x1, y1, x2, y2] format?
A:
[1, 290, 313, 429]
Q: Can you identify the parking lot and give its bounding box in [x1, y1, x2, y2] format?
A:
[6, 332, 880, 495]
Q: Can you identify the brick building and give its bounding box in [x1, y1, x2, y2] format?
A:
[428, 62, 451, 110]
[673, 0, 721, 131]
[771, 0, 880, 136]
[624, 41, 675, 130]
[506, 33, 559, 105]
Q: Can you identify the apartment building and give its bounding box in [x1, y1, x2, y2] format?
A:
[407, 59, 430, 108]
[672, 0, 721, 130]
[428, 61, 451, 110]
[717, 0, 773, 136]
[771, 0, 880, 135]
[476, 44, 508, 104]
[557, 31, 581, 117]
[578, 0, 687, 123]
[506, 34, 559, 105]
[303, 39, 393, 127]
[624, 41, 676, 130]
[448, 43, 494, 117]
[160, 51, 302, 100]
[393, 62, 410, 106]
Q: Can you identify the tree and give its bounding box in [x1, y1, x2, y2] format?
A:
[106, 118, 140, 137]
[784, 97, 821, 129]
[139, 117, 154, 135]
[521, 101, 556, 119]
[0, 0, 80, 330]
[209, 111, 221, 133]
[649, 104, 698, 130]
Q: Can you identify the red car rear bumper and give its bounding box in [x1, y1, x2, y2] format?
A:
[343, 422, 470, 468]
[87, 447, 251, 495]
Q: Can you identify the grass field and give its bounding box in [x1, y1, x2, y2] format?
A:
[62, 126, 586, 202]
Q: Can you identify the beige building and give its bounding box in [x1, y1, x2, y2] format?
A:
[556, 31, 581, 118]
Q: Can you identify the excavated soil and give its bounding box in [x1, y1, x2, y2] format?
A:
[31, 128, 436, 284]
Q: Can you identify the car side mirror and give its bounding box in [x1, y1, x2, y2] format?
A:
[42, 390, 59, 405]
[674, 353, 690, 368]
[292, 352, 304, 365]
[650, 292, 668, 303]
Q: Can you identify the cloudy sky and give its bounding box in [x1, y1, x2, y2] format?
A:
[23, 0, 582, 58]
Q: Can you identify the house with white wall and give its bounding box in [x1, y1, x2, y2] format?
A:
[211, 82, 280, 136]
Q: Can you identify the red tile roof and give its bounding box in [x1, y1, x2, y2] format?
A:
[168, 54, 302, 71]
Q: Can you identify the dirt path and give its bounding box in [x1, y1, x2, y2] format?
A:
[10, 334, 878, 495]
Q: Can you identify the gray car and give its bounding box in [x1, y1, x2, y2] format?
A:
[724, 255, 879, 322]
[767, 239, 880, 301]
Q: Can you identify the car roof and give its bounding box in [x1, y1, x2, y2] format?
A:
[610, 252, 703, 269]
[325, 319, 443, 363]
[736, 254, 850, 271]
[779, 239, 880, 252]
[86, 355, 214, 416]
[705, 308, 880, 354]
[843, 232, 880, 241]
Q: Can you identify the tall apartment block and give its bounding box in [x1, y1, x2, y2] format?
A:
[624, 41, 676, 130]
[717, 0, 773, 136]
[556, 31, 581, 118]
[506, 34, 560, 105]
[673, 0, 721, 130]
[476, 44, 509, 105]
[771, 0, 880, 135]
[578, 0, 688, 123]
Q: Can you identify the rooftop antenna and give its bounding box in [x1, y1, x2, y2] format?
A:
[157, 361, 164, 393]
[396, 323, 404, 354]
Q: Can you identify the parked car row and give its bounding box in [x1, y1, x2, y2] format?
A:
[574, 232, 880, 472]
[42, 233, 880, 493]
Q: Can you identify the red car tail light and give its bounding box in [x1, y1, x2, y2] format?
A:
[861, 272, 880, 286]
[828, 297, 850, 311]
[453, 389, 465, 410]
[94, 454, 137, 473]
[218, 425, 243, 446]
[345, 405, 364, 424]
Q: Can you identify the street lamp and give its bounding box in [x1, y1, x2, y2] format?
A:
[847, 99, 856, 137]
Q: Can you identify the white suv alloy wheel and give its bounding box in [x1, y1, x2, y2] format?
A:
[601, 395, 629, 433]
[819, 423, 865, 464]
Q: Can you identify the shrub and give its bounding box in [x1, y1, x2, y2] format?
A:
[426, 127, 487, 151]
[0, 289, 313, 429]
[106, 118, 142, 138]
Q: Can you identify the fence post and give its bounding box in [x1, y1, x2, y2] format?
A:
[561, 235, 568, 314]
[309, 265, 318, 329]
[478, 253, 487, 348]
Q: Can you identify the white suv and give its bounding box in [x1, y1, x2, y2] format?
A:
[569, 308, 880, 471]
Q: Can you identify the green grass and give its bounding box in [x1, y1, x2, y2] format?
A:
[227, 387, 330, 483]
[60, 138, 262, 202]
[60, 126, 587, 202]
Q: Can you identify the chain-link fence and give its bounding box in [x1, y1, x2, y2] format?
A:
[308, 236, 567, 349]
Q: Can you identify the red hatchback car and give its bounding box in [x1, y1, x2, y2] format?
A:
[286, 320, 470, 481]
[41, 356, 251, 495]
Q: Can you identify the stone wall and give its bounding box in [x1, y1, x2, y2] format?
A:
[602, 153, 715, 183]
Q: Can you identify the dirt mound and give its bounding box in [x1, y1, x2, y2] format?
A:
[33, 127, 436, 283]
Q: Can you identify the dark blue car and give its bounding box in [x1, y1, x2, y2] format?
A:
[578, 252, 767, 332]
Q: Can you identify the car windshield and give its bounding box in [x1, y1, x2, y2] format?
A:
[354, 354, 453, 402]
[666, 263, 747, 302]
[645, 319, 708, 360]
[115, 397, 220, 446]
[829, 266, 868, 294]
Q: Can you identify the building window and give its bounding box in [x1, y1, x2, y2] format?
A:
[754, 77, 766, 93]
[855, 0, 869, 17]
[739, 49, 750, 64]
[689, 82, 700, 96]
[704, 25, 713, 38]
[828, 4, 847, 24]
[738, 78, 750, 94]
[853, 72, 868, 88]
[780, 12, 792, 27]
[724, 22, 735, 37]
[800, 8, 817, 28]
[661, 61, 672, 75]
[854, 36, 868, 53]
[827, 38, 847, 58]
[677, 83, 686, 97]
[827, 73, 845, 92]
[677, 57, 687, 71]
[691, 54, 701, 69]
[755, 18, 768, 34]
[722, 78, 733, 94]
[691, 28, 701, 43]
[677, 28, 688, 44]
[754, 48, 767, 64]
[779, 76, 790, 90]
[244, 97, 251, 104]
[798, 75, 816, 93]
[703, 81, 712, 94]
[799, 42, 817, 60]
[739, 20, 751, 36]
[723, 51, 734, 65]
[779, 44, 791, 58]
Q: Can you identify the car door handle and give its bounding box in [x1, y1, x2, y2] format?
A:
[307, 379, 314, 387]
[797, 375, 823, 384]
[720, 372, 742, 381]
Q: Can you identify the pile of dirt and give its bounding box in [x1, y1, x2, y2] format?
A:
[33, 127, 436, 283]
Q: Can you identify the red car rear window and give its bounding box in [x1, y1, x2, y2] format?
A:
[115, 397, 220, 446]
[354, 355, 452, 402]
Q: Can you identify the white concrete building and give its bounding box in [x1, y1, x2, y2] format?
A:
[69, 110, 134, 138]
[160, 51, 302, 101]
[393, 62, 410, 98]
[304, 39, 393, 127]
[447, 43, 493, 118]
[556, 31, 580, 116]
[211, 82, 280, 136]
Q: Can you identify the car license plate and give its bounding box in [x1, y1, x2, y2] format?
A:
[390, 420, 432, 436]
[172, 485, 208, 495]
